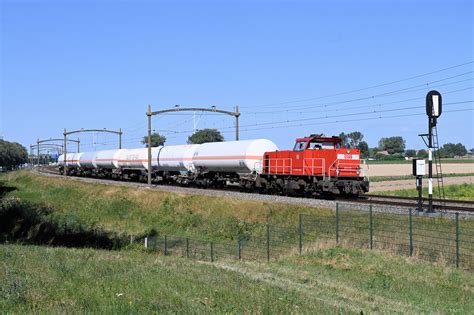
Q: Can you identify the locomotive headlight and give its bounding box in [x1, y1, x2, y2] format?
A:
[357, 170, 360, 175]
[346, 149, 350, 153]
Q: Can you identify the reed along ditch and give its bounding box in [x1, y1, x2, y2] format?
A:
[0, 195, 130, 250]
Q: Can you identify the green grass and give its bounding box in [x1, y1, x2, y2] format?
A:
[1, 244, 473, 314]
[379, 183, 474, 200]
[0, 171, 332, 240]
[370, 172, 474, 182]
[366, 158, 474, 165]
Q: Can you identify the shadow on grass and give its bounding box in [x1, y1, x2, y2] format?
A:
[0, 181, 17, 197]
[0, 197, 128, 249]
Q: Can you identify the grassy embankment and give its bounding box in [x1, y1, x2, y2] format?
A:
[1, 244, 473, 313]
[0, 171, 330, 239]
[1, 171, 474, 312]
[381, 183, 474, 201]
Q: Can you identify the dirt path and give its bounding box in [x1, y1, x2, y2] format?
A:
[370, 176, 474, 192]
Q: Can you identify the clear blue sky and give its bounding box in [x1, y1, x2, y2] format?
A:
[1, 0, 473, 154]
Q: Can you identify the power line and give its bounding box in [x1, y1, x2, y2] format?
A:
[225, 108, 474, 134]
[245, 79, 473, 114]
[239, 61, 473, 108]
[204, 100, 474, 132]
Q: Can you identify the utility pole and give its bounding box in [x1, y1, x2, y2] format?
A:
[235, 105, 240, 141]
[119, 128, 122, 149]
[147, 105, 152, 185]
[144, 104, 240, 185]
[37, 138, 40, 165]
[63, 129, 67, 176]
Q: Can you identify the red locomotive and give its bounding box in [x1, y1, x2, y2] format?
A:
[255, 134, 368, 197]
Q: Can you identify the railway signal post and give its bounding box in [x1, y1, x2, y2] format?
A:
[423, 90, 442, 213]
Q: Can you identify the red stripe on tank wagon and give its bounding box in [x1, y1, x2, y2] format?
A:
[66, 155, 263, 163]
[160, 155, 262, 161]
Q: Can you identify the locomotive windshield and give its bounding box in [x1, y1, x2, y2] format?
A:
[293, 138, 340, 151]
[293, 141, 306, 151]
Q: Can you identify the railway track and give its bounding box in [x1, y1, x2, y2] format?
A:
[353, 195, 474, 213]
[35, 166, 474, 213]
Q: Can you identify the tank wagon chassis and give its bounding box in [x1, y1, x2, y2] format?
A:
[59, 135, 369, 197]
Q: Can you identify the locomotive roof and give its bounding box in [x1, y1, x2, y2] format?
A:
[296, 135, 342, 143]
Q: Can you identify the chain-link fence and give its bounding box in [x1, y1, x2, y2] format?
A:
[134, 204, 474, 270]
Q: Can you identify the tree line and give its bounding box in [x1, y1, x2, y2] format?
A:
[0, 139, 28, 170]
[339, 131, 471, 160]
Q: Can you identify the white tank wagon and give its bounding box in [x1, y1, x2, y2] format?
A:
[92, 149, 122, 169]
[58, 138, 279, 187]
[157, 144, 199, 172]
[58, 152, 83, 168]
[192, 139, 278, 174]
[78, 151, 98, 169]
[116, 147, 162, 170]
[58, 152, 83, 175]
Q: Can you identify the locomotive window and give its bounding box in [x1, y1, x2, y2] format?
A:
[308, 142, 322, 150]
[293, 141, 306, 151]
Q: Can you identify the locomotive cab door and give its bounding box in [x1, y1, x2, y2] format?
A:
[292, 140, 307, 175]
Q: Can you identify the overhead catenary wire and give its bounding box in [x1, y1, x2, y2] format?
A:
[239, 61, 474, 109]
[245, 79, 473, 114]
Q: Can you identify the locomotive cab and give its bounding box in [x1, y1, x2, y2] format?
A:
[293, 134, 341, 151]
[260, 134, 369, 197]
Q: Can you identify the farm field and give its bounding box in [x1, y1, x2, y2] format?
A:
[366, 158, 474, 165]
[363, 162, 474, 177]
[370, 176, 474, 193]
[1, 244, 473, 313]
[370, 172, 474, 182]
[379, 183, 474, 201]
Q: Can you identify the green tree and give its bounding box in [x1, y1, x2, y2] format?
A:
[416, 149, 428, 159]
[187, 129, 224, 144]
[405, 149, 417, 158]
[346, 131, 364, 147]
[378, 136, 406, 154]
[368, 147, 378, 158]
[338, 132, 350, 148]
[357, 141, 369, 158]
[0, 139, 28, 170]
[339, 131, 365, 149]
[437, 143, 467, 158]
[141, 133, 166, 147]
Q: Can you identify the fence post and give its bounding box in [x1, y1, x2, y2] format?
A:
[186, 238, 189, 258]
[266, 224, 270, 263]
[369, 205, 373, 250]
[130, 235, 133, 244]
[238, 237, 242, 260]
[164, 235, 167, 256]
[144, 237, 148, 249]
[409, 209, 413, 256]
[455, 213, 460, 268]
[210, 242, 214, 262]
[299, 214, 303, 254]
[336, 202, 339, 244]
